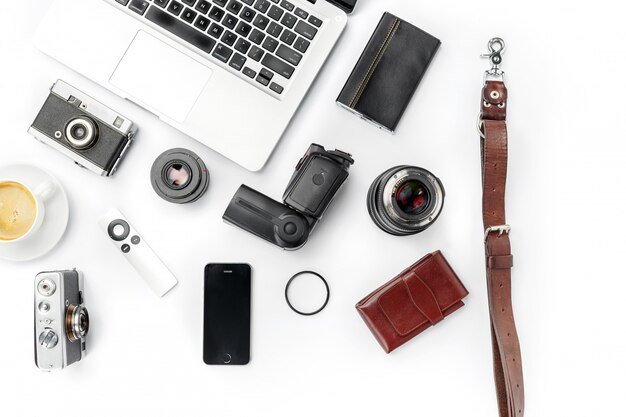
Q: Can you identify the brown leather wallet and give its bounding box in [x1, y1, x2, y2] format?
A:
[355, 251, 468, 353]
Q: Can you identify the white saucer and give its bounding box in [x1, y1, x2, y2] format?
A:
[0, 164, 69, 262]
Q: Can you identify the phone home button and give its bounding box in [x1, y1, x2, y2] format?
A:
[222, 353, 232, 364]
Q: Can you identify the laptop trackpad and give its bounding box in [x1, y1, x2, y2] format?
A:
[110, 31, 212, 123]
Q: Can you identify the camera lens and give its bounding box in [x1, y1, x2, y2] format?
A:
[367, 166, 445, 236]
[65, 117, 98, 149]
[151, 148, 210, 204]
[66, 304, 89, 342]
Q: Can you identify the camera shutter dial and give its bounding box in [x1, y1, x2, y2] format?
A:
[39, 329, 59, 349]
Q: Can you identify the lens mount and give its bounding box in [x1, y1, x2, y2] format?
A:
[151, 148, 210, 204]
[367, 166, 445, 236]
[66, 304, 89, 342]
[65, 117, 98, 149]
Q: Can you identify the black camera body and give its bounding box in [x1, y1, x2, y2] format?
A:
[28, 80, 135, 176]
[223, 144, 354, 250]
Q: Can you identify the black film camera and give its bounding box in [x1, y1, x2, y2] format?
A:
[223, 144, 354, 250]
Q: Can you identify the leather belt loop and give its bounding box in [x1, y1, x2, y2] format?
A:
[479, 40, 525, 417]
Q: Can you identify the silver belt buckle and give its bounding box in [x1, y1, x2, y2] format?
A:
[484, 224, 511, 241]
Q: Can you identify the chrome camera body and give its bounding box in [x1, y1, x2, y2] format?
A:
[28, 80, 136, 176]
[34, 269, 89, 371]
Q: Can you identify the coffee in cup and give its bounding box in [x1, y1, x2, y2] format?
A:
[0, 181, 38, 241]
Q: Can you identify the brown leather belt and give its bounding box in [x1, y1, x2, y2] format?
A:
[478, 39, 525, 417]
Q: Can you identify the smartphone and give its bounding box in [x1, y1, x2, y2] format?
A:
[203, 263, 251, 365]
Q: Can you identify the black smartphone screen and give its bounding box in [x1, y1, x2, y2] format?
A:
[203, 264, 251, 365]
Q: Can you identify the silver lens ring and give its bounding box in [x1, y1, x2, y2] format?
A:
[66, 304, 89, 342]
[65, 117, 98, 149]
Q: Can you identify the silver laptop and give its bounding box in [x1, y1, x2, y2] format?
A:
[34, 0, 352, 171]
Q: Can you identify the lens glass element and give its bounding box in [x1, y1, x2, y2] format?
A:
[165, 163, 191, 188]
[395, 180, 429, 215]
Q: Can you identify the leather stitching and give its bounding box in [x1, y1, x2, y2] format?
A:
[349, 18, 400, 108]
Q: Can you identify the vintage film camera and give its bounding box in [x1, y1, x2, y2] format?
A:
[34, 269, 89, 371]
[224, 144, 354, 250]
[28, 80, 136, 176]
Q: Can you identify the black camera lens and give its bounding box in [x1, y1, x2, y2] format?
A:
[151, 148, 209, 204]
[367, 166, 445, 236]
[65, 117, 98, 149]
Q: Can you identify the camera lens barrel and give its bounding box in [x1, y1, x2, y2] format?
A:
[65, 116, 98, 149]
[151, 148, 210, 204]
[367, 165, 445, 236]
[66, 304, 89, 343]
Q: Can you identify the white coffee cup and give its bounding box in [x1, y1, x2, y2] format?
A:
[0, 179, 55, 244]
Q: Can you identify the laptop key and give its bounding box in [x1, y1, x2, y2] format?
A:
[194, 15, 210, 30]
[280, 29, 296, 45]
[240, 7, 256, 22]
[243, 67, 257, 78]
[269, 82, 284, 94]
[266, 21, 282, 38]
[116, 0, 130, 6]
[208, 23, 224, 38]
[279, 0, 294, 11]
[254, 0, 270, 13]
[281, 13, 297, 29]
[249, 29, 265, 45]
[248, 45, 264, 61]
[276, 44, 302, 66]
[294, 8, 308, 19]
[226, 0, 243, 14]
[229, 53, 247, 70]
[294, 20, 317, 40]
[182, 0, 196, 6]
[308, 15, 322, 27]
[129, 0, 149, 15]
[235, 21, 252, 36]
[261, 54, 295, 79]
[293, 36, 310, 53]
[146, 7, 216, 53]
[167, 1, 184, 15]
[241, 0, 254, 4]
[195, 0, 211, 13]
[153, 0, 169, 8]
[253, 14, 269, 30]
[260, 68, 274, 81]
[267, 5, 283, 21]
[262, 37, 278, 53]
[235, 38, 251, 53]
[223, 13, 239, 28]
[222, 30, 238, 46]
[181, 8, 198, 23]
[256, 74, 270, 86]
[213, 0, 227, 6]
[208, 6, 225, 21]
[212, 43, 233, 62]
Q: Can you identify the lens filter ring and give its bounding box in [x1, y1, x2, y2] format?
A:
[65, 117, 98, 149]
[285, 271, 330, 316]
[151, 148, 210, 204]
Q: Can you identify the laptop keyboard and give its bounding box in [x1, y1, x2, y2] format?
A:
[114, 0, 324, 96]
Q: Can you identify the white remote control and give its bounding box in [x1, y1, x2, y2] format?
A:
[99, 208, 177, 297]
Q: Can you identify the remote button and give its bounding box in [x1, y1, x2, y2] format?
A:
[254, 0, 270, 13]
[269, 82, 284, 94]
[267, 5, 283, 21]
[222, 30, 237, 46]
[195, 0, 211, 13]
[208, 5, 225, 21]
[235, 38, 251, 53]
[229, 52, 247, 70]
[131, 235, 141, 245]
[262, 37, 278, 52]
[108, 219, 130, 241]
[223, 13, 239, 28]
[181, 7, 198, 23]
[248, 45, 264, 61]
[226, 0, 243, 13]
[129, 0, 149, 15]
[276, 44, 302, 66]
[212, 43, 233, 62]
[293, 36, 310, 53]
[294, 20, 317, 40]
[121, 244, 131, 253]
[266, 21, 282, 38]
[153, 0, 169, 8]
[243, 66, 257, 78]
[308, 15, 322, 27]
[280, 0, 294, 11]
[294, 7, 308, 19]
[235, 21, 252, 36]
[261, 54, 294, 78]
[281, 13, 297, 29]
[280, 29, 296, 45]
[167, 1, 184, 15]
[208, 23, 224, 38]
[146, 7, 216, 54]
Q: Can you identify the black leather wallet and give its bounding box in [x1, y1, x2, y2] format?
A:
[336, 13, 441, 133]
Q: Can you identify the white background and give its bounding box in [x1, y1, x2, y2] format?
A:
[1, 0, 625, 416]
